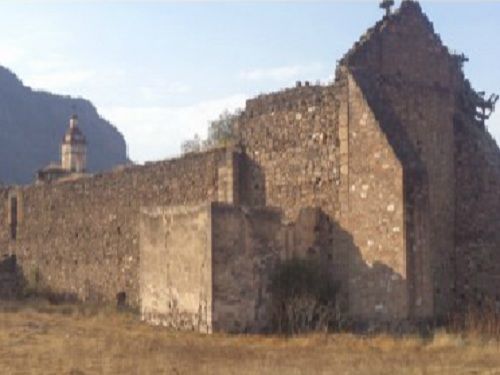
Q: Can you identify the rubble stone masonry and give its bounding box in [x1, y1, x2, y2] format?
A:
[0, 149, 232, 306]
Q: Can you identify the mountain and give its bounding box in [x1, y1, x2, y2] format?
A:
[0, 66, 129, 185]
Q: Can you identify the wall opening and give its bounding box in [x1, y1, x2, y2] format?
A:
[116, 291, 127, 309]
[9, 196, 18, 240]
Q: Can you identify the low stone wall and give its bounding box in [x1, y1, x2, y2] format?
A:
[0, 148, 233, 308]
[139, 202, 284, 334]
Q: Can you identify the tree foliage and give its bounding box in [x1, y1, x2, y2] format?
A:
[180, 134, 202, 155]
[181, 108, 241, 155]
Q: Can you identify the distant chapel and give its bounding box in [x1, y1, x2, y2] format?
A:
[37, 114, 88, 183]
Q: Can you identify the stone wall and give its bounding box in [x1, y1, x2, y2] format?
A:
[211, 204, 283, 333]
[454, 115, 500, 311]
[0, 187, 9, 245]
[233, 47, 437, 321]
[340, 70, 410, 320]
[140, 204, 212, 333]
[235, 82, 366, 318]
[342, 1, 461, 317]
[0, 148, 234, 307]
[233, 64, 427, 320]
[236, 84, 341, 221]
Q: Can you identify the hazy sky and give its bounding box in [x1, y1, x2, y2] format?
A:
[0, 1, 499, 163]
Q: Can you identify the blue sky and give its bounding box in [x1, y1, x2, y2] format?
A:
[0, 1, 499, 163]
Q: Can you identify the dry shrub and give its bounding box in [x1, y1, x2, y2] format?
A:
[449, 300, 500, 340]
[269, 257, 339, 335]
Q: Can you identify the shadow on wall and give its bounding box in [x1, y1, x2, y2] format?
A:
[349, 70, 426, 176]
[290, 207, 408, 326]
[453, 115, 500, 312]
[0, 254, 81, 304]
[0, 252, 130, 308]
[239, 152, 266, 206]
[0, 254, 26, 299]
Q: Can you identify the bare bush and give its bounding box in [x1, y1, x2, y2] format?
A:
[270, 257, 339, 335]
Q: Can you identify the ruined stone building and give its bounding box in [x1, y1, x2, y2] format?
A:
[1, 1, 499, 333]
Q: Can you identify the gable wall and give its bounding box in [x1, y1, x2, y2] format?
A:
[345, 2, 463, 317]
[341, 71, 410, 320]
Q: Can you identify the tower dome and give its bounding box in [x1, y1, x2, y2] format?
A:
[63, 114, 87, 145]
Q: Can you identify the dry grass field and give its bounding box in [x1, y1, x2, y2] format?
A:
[0, 300, 499, 375]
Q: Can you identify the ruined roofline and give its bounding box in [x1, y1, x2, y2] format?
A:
[241, 1, 458, 120]
[340, 0, 450, 68]
[242, 81, 331, 118]
[88, 146, 231, 181]
[340, 1, 498, 131]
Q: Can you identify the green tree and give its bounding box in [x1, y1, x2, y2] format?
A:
[181, 108, 241, 155]
[180, 134, 202, 155]
[204, 109, 241, 149]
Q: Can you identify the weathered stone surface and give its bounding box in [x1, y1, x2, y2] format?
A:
[211, 204, 283, 333]
[140, 204, 212, 333]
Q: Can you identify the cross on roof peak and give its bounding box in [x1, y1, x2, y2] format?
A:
[380, 0, 395, 17]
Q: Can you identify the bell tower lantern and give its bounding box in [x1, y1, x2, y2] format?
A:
[61, 114, 87, 173]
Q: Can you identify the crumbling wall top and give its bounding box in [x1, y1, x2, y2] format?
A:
[242, 83, 331, 119]
[340, 0, 449, 69]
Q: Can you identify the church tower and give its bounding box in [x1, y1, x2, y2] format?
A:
[61, 114, 87, 173]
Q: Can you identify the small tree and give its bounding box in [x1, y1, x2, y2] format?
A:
[270, 257, 339, 335]
[204, 109, 241, 149]
[181, 133, 202, 154]
[181, 108, 241, 155]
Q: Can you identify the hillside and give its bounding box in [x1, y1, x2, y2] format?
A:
[0, 66, 129, 184]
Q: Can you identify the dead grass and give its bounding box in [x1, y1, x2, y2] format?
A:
[0, 300, 499, 375]
[449, 302, 500, 341]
